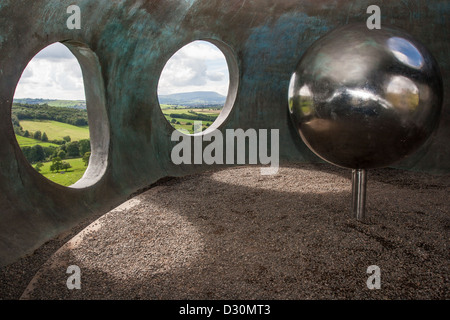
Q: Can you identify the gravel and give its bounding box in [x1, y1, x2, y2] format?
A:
[1, 163, 449, 300]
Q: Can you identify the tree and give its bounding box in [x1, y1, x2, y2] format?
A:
[42, 132, 48, 142]
[50, 157, 62, 173]
[34, 162, 44, 173]
[21, 146, 32, 162]
[30, 145, 45, 163]
[33, 130, 42, 140]
[57, 150, 66, 159]
[11, 115, 24, 135]
[75, 117, 88, 126]
[79, 139, 90, 155]
[61, 161, 72, 171]
[171, 118, 177, 124]
[63, 136, 71, 143]
[11, 114, 21, 127]
[23, 130, 30, 138]
[11, 103, 88, 126]
[82, 152, 91, 166]
[66, 141, 80, 157]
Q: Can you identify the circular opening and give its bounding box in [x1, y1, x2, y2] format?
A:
[157, 39, 238, 135]
[12, 41, 109, 188]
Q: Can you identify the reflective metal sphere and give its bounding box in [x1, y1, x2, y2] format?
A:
[289, 23, 443, 169]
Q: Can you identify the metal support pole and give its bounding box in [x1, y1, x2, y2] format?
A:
[352, 169, 367, 221]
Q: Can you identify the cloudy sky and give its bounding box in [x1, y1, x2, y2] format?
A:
[157, 40, 229, 96]
[14, 40, 229, 100]
[14, 42, 86, 100]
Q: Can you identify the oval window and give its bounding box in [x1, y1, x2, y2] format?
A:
[13, 41, 109, 188]
[158, 40, 238, 135]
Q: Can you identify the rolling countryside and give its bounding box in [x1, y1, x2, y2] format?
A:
[12, 101, 91, 187]
[19, 120, 89, 141]
[12, 92, 224, 186]
[35, 158, 87, 186]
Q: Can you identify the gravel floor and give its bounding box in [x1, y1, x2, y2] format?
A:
[1, 163, 449, 300]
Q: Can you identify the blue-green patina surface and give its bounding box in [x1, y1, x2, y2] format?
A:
[0, 0, 449, 266]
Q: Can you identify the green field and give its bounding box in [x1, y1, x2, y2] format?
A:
[13, 99, 86, 108]
[15, 135, 59, 148]
[20, 120, 89, 141]
[162, 107, 221, 133]
[160, 104, 187, 110]
[15, 119, 90, 186]
[37, 157, 87, 187]
[45, 100, 86, 108]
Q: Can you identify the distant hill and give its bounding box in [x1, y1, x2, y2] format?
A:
[13, 98, 86, 109]
[14, 91, 226, 109]
[158, 91, 226, 107]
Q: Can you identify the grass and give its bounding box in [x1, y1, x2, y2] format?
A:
[191, 108, 221, 115]
[20, 120, 90, 141]
[164, 109, 194, 115]
[160, 104, 187, 110]
[15, 135, 59, 148]
[37, 158, 87, 187]
[46, 100, 86, 108]
[15, 118, 90, 186]
[164, 116, 212, 133]
[162, 107, 221, 133]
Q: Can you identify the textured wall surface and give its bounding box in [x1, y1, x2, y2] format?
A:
[0, 0, 449, 266]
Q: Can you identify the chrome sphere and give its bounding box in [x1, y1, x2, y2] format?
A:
[288, 23, 443, 169]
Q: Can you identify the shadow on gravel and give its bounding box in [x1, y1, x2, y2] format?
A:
[16, 164, 449, 300]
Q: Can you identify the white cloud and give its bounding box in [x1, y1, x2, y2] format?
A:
[13, 42, 85, 100]
[206, 70, 225, 82]
[14, 41, 230, 101]
[157, 40, 230, 96]
[33, 42, 76, 61]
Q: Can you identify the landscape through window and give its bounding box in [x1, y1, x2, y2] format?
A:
[158, 40, 230, 134]
[12, 40, 230, 186]
[12, 42, 91, 187]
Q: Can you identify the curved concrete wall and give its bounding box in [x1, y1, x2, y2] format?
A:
[1, 0, 449, 266]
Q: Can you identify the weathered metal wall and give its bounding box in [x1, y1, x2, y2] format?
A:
[0, 0, 449, 266]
